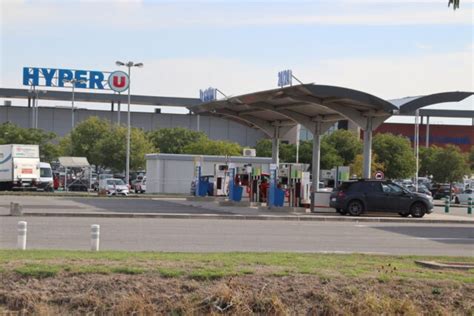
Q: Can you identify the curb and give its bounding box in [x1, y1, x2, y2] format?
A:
[5, 212, 474, 224]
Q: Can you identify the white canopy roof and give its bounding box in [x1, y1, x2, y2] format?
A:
[58, 156, 90, 168]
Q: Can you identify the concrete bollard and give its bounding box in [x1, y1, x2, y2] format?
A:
[444, 198, 450, 213]
[10, 202, 23, 216]
[17, 221, 27, 250]
[91, 224, 100, 251]
[468, 197, 472, 215]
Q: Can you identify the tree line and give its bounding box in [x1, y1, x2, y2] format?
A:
[0, 118, 472, 183]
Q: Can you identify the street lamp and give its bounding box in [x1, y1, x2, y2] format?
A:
[28, 85, 47, 129]
[63, 78, 87, 129]
[115, 60, 143, 186]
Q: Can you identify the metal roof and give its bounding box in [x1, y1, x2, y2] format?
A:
[0, 88, 201, 107]
[189, 84, 398, 136]
[391, 91, 473, 114]
[58, 156, 90, 168]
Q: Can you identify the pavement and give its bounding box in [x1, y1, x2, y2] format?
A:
[0, 195, 472, 224]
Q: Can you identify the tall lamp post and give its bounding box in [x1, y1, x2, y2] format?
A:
[63, 78, 87, 129]
[28, 85, 47, 129]
[115, 61, 143, 186]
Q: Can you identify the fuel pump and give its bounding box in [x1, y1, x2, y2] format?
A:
[278, 163, 309, 207]
[249, 164, 263, 203]
[214, 164, 229, 196]
[268, 164, 285, 207]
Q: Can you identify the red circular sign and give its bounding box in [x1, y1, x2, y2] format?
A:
[108, 70, 129, 92]
[375, 171, 384, 180]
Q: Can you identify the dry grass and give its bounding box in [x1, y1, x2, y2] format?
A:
[0, 250, 473, 315]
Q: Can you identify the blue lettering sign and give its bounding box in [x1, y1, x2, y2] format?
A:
[89, 71, 105, 89]
[199, 87, 217, 102]
[57, 69, 73, 87]
[23, 67, 39, 86]
[41, 68, 56, 86]
[278, 69, 292, 87]
[22, 67, 110, 90]
[74, 70, 88, 88]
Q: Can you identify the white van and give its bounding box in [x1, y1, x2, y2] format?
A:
[38, 162, 54, 191]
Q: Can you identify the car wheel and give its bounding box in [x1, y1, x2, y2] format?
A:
[410, 202, 426, 218]
[347, 200, 364, 216]
[399, 212, 410, 217]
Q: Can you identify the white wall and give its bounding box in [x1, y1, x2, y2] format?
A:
[0, 105, 265, 147]
[146, 154, 272, 194]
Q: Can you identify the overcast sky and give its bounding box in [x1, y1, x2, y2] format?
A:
[0, 0, 472, 124]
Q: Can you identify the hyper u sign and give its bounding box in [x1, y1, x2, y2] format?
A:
[22, 67, 129, 92]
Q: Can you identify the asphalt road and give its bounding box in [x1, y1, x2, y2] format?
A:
[1, 216, 472, 256]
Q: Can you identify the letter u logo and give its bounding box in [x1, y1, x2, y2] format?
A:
[113, 76, 126, 88]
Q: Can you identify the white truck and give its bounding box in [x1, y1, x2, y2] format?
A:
[0, 144, 41, 190]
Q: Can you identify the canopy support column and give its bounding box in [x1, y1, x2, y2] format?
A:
[310, 121, 321, 213]
[363, 117, 373, 179]
[271, 126, 280, 165]
[425, 116, 430, 148]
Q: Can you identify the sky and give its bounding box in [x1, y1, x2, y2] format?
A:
[0, 0, 473, 125]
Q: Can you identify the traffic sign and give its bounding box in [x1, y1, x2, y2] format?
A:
[375, 171, 384, 180]
[108, 70, 129, 92]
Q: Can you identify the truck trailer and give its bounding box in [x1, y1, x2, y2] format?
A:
[0, 144, 40, 190]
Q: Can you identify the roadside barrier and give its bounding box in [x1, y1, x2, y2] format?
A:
[17, 221, 27, 250]
[468, 198, 472, 215]
[91, 224, 100, 251]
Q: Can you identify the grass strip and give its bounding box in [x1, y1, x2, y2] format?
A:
[1, 250, 472, 283]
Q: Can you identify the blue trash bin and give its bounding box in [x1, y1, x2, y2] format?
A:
[198, 178, 209, 196]
[232, 186, 243, 202]
[274, 188, 285, 207]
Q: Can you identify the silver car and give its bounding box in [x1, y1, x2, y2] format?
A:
[106, 178, 129, 196]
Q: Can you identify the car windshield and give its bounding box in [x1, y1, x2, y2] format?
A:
[107, 179, 125, 185]
[40, 168, 52, 177]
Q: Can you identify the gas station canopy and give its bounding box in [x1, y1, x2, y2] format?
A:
[189, 84, 398, 136]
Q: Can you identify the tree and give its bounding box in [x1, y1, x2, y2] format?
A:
[419, 146, 442, 177]
[94, 126, 155, 172]
[0, 122, 59, 162]
[255, 138, 275, 158]
[69, 117, 110, 168]
[349, 153, 385, 178]
[183, 138, 242, 156]
[319, 139, 344, 170]
[430, 145, 469, 183]
[372, 133, 415, 179]
[255, 139, 297, 162]
[324, 129, 362, 165]
[147, 127, 206, 154]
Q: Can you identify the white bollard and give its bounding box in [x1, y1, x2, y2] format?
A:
[91, 224, 100, 251]
[17, 221, 27, 250]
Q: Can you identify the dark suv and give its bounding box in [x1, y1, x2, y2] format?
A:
[329, 180, 434, 218]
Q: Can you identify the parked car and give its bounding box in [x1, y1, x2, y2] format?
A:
[454, 188, 474, 205]
[105, 178, 129, 196]
[405, 184, 432, 197]
[432, 184, 457, 200]
[329, 179, 434, 218]
[134, 177, 147, 193]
